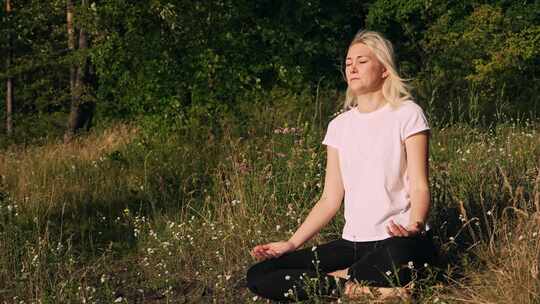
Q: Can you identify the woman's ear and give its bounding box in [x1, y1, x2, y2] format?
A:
[382, 68, 389, 79]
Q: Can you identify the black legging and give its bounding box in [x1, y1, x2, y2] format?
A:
[246, 233, 437, 302]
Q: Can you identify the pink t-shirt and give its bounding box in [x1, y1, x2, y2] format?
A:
[322, 100, 430, 242]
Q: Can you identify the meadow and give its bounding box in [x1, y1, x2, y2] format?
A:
[0, 92, 539, 303]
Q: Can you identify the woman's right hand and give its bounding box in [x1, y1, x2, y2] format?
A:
[250, 241, 296, 261]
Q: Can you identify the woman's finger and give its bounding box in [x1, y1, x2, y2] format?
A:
[388, 221, 403, 236]
[253, 246, 269, 260]
[394, 223, 409, 236]
[390, 220, 409, 237]
[250, 247, 260, 258]
[262, 250, 274, 260]
[267, 249, 279, 257]
[252, 246, 263, 256]
[254, 251, 266, 261]
[386, 225, 395, 236]
[393, 223, 409, 236]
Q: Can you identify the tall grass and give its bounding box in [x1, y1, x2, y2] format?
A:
[0, 92, 539, 303]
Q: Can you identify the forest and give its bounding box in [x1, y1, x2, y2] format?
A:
[1, 0, 539, 303]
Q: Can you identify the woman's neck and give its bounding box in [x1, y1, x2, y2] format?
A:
[354, 90, 386, 113]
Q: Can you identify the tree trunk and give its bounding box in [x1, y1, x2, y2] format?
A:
[5, 0, 13, 136]
[67, 0, 76, 93]
[65, 0, 94, 142]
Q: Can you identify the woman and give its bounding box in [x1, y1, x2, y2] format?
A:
[246, 30, 437, 302]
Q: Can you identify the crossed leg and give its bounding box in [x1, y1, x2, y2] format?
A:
[334, 236, 436, 301]
[246, 239, 358, 302]
[246, 236, 436, 302]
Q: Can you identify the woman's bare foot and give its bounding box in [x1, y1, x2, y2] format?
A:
[344, 282, 412, 302]
[328, 269, 412, 302]
[327, 268, 349, 279]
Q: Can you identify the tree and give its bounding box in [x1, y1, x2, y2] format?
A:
[65, 0, 94, 142]
[5, 0, 13, 136]
[67, 0, 75, 93]
[0, 1, 71, 140]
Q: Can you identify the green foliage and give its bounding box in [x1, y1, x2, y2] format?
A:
[421, 3, 540, 122]
[87, 0, 370, 122]
[366, 0, 431, 74]
[0, 0, 88, 140]
[365, 0, 540, 125]
[2, 0, 540, 141]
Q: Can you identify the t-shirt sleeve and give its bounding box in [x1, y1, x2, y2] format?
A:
[322, 119, 340, 150]
[401, 103, 430, 141]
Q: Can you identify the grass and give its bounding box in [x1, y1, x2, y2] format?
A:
[0, 94, 539, 303]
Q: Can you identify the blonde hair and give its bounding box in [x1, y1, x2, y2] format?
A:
[343, 30, 413, 110]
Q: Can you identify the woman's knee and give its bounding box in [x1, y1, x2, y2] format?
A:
[245, 264, 292, 302]
[246, 259, 277, 287]
[346, 237, 423, 286]
[380, 236, 429, 263]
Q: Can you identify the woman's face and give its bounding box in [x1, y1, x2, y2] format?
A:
[345, 43, 388, 95]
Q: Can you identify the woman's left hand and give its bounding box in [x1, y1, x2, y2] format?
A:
[386, 220, 424, 237]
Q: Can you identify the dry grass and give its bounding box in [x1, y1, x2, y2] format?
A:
[0, 123, 137, 164]
[0, 118, 539, 303]
[441, 213, 540, 304]
[0, 123, 138, 212]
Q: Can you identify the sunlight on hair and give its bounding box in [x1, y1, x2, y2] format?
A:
[343, 30, 413, 110]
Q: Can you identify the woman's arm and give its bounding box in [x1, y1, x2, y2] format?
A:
[387, 131, 430, 236]
[287, 145, 345, 248]
[251, 145, 345, 260]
